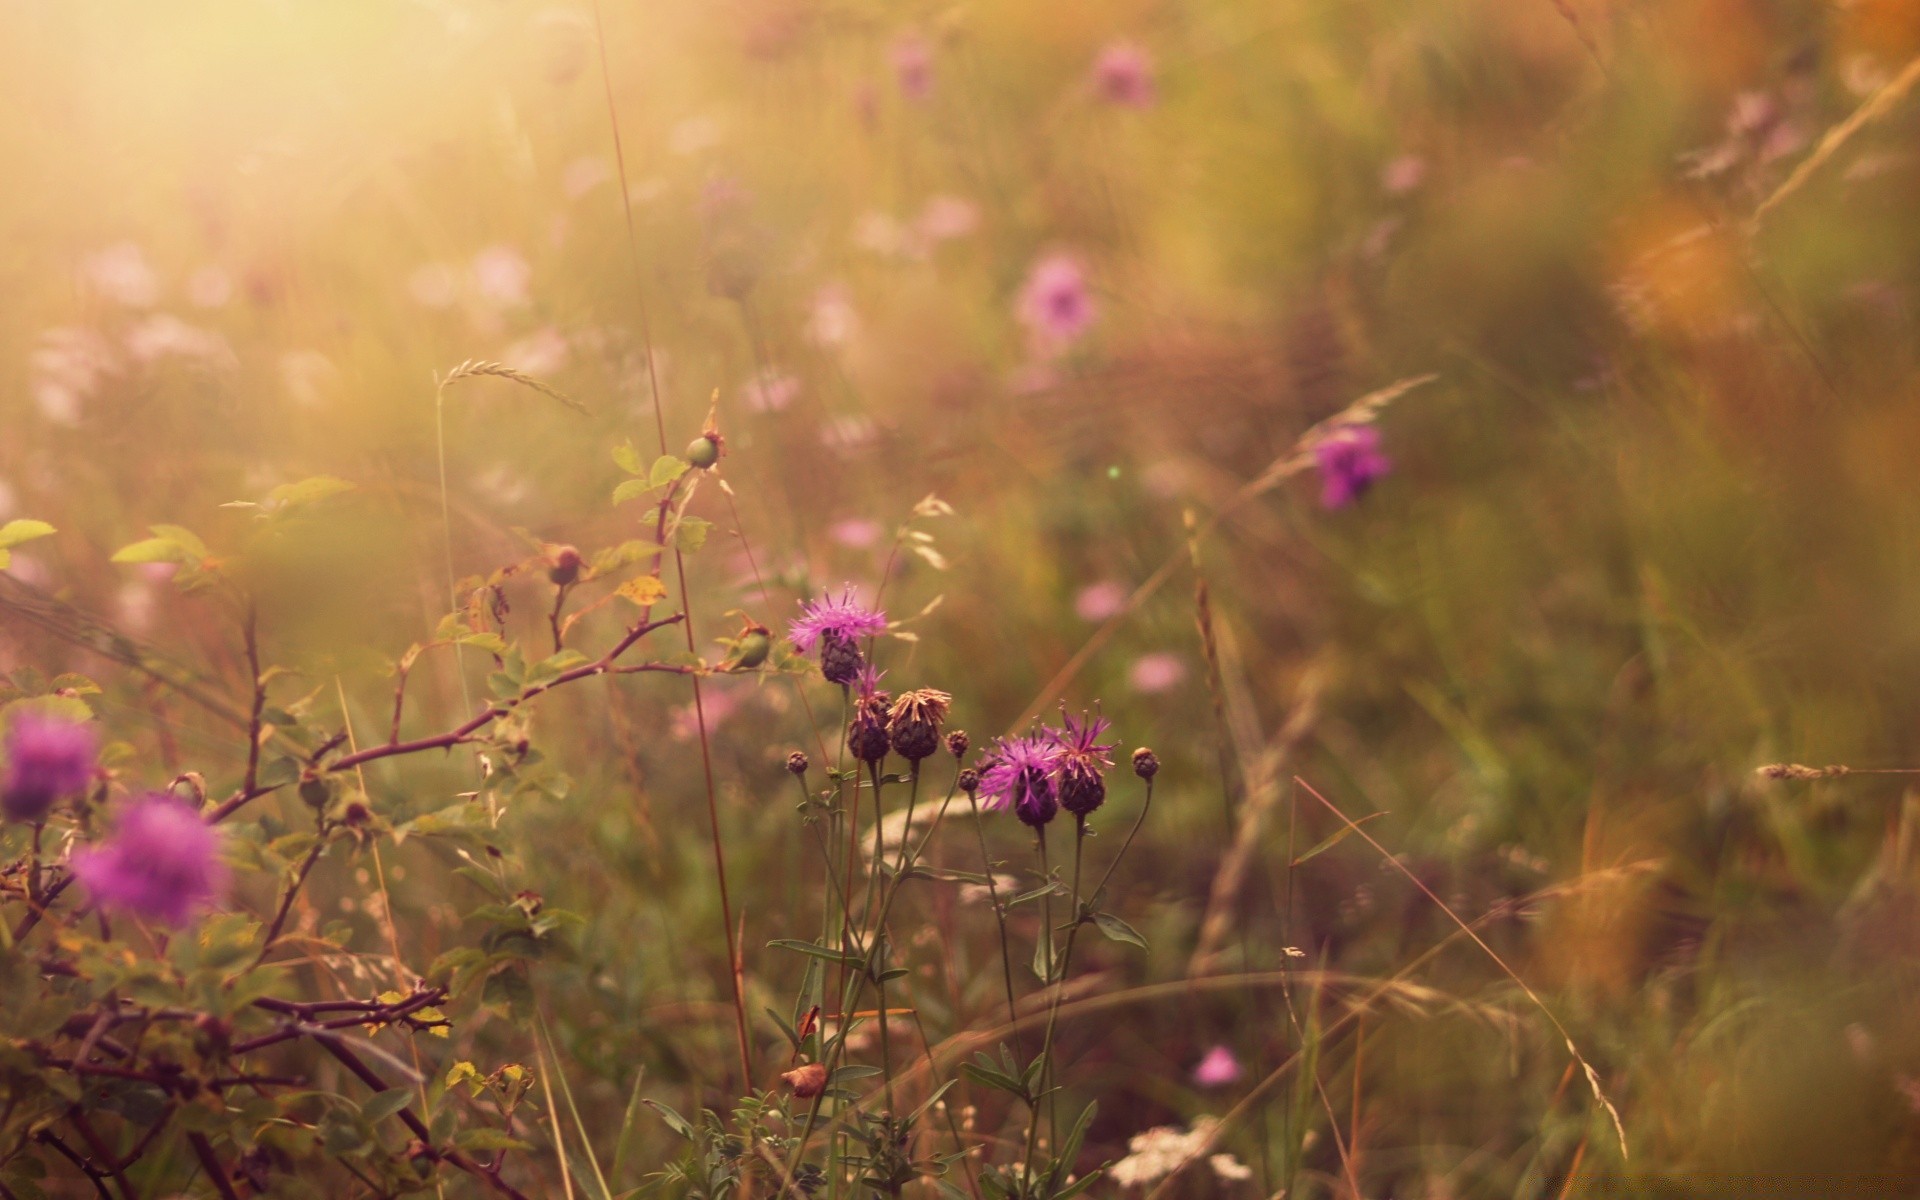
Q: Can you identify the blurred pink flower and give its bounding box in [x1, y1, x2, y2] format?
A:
[30, 327, 117, 426]
[918, 194, 979, 242]
[1128, 652, 1186, 694]
[504, 327, 571, 376]
[81, 243, 160, 308]
[807, 284, 860, 347]
[124, 315, 231, 366]
[471, 245, 532, 306]
[72, 794, 228, 926]
[1193, 1045, 1243, 1088]
[562, 155, 612, 199]
[890, 34, 933, 101]
[1075, 580, 1128, 622]
[1313, 424, 1391, 509]
[671, 686, 743, 741]
[741, 368, 800, 413]
[830, 518, 883, 549]
[1017, 253, 1097, 354]
[1381, 154, 1426, 194]
[1092, 42, 1156, 108]
[408, 262, 460, 308]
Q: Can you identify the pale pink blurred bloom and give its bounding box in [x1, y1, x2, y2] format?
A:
[1381, 154, 1426, 194]
[31, 327, 117, 425]
[561, 155, 612, 199]
[807, 284, 860, 347]
[6, 554, 50, 586]
[504, 327, 570, 376]
[186, 266, 233, 308]
[1193, 1044, 1243, 1088]
[471, 245, 532, 306]
[137, 561, 178, 584]
[830, 518, 883, 549]
[918, 194, 979, 241]
[1017, 253, 1096, 353]
[1128, 651, 1186, 694]
[741, 368, 800, 413]
[672, 685, 742, 740]
[821, 414, 878, 453]
[81, 243, 160, 308]
[890, 34, 933, 101]
[124, 315, 230, 365]
[408, 262, 460, 308]
[1074, 580, 1128, 622]
[279, 350, 338, 408]
[1091, 42, 1156, 108]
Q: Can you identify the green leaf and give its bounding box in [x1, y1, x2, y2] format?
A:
[360, 1088, 415, 1123]
[148, 524, 211, 560]
[1091, 912, 1148, 951]
[611, 478, 655, 506]
[111, 537, 190, 565]
[643, 1099, 696, 1141]
[767, 938, 863, 966]
[1291, 811, 1389, 866]
[612, 442, 646, 475]
[268, 476, 356, 509]
[649, 455, 689, 488]
[0, 519, 55, 551]
[673, 517, 711, 553]
[453, 1129, 534, 1153]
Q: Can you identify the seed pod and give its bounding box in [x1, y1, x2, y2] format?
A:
[686, 433, 722, 470]
[547, 545, 584, 586]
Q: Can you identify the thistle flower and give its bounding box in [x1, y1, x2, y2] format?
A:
[1192, 1044, 1243, 1087]
[1050, 709, 1115, 818]
[888, 688, 952, 763]
[789, 586, 887, 686]
[1312, 424, 1391, 509]
[1016, 253, 1096, 355]
[1091, 42, 1156, 108]
[3, 713, 99, 822]
[71, 794, 229, 926]
[979, 734, 1064, 829]
[847, 667, 893, 765]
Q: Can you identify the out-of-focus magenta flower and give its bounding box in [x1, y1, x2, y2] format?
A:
[72, 794, 228, 926]
[830, 518, 883, 549]
[1017, 253, 1096, 354]
[790, 586, 887, 685]
[1193, 1044, 1243, 1087]
[890, 34, 933, 101]
[1312, 424, 1392, 509]
[2, 713, 99, 822]
[1075, 580, 1128, 622]
[1092, 42, 1156, 108]
[980, 734, 1065, 828]
[1128, 652, 1187, 695]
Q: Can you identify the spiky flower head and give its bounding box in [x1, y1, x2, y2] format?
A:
[1312, 424, 1391, 510]
[789, 586, 887, 686]
[888, 688, 952, 763]
[72, 794, 228, 926]
[1051, 709, 1116, 818]
[979, 734, 1065, 829]
[2, 712, 99, 823]
[847, 666, 893, 765]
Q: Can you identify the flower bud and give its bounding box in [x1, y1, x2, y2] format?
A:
[945, 730, 969, 759]
[1131, 747, 1160, 780]
[957, 767, 980, 794]
[786, 750, 810, 776]
[686, 433, 722, 470]
[782, 1061, 828, 1098]
[298, 773, 334, 809]
[546, 545, 584, 586]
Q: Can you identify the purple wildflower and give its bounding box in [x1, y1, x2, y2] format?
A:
[789, 586, 887, 686]
[847, 666, 893, 764]
[3, 712, 99, 822]
[1092, 42, 1156, 108]
[1312, 424, 1391, 509]
[1050, 709, 1116, 818]
[1193, 1044, 1243, 1088]
[71, 794, 229, 926]
[890, 34, 933, 101]
[1016, 253, 1097, 355]
[979, 734, 1064, 829]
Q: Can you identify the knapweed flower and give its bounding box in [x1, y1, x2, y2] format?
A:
[890, 33, 933, 101]
[1092, 42, 1156, 108]
[1312, 424, 1391, 509]
[1193, 1044, 1243, 1088]
[1051, 709, 1115, 818]
[847, 667, 894, 764]
[888, 688, 952, 763]
[789, 586, 888, 686]
[1016, 253, 1096, 355]
[980, 734, 1065, 829]
[72, 794, 228, 926]
[3, 713, 99, 822]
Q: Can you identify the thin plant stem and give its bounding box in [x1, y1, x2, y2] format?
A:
[966, 788, 1023, 1053]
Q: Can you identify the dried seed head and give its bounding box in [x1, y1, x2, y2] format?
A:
[1131, 747, 1160, 780]
[782, 1062, 828, 1098]
[786, 750, 810, 776]
[946, 729, 970, 759]
[888, 688, 952, 762]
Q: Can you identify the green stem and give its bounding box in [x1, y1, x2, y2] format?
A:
[967, 789, 1023, 1055]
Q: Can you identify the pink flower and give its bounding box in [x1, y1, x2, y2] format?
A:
[1074, 581, 1128, 622]
[918, 195, 979, 242]
[1017, 253, 1096, 354]
[1128, 652, 1186, 695]
[1312, 425, 1391, 509]
[2, 713, 98, 822]
[72, 794, 228, 926]
[830, 518, 883, 549]
[890, 34, 933, 101]
[81, 243, 160, 308]
[741, 369, 800, 413]
[1092, 42, 1156, 108]
[1193, 1044, 1243, 1088]
[471, 245, 532, 307]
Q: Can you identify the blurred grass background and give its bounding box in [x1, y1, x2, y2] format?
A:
[10, 0, 1920, 1195]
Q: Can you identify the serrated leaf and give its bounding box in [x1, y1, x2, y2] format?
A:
[673, 517, 711, 553]
[649, 455, 689, 487]
[615, 576, 668, 607]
